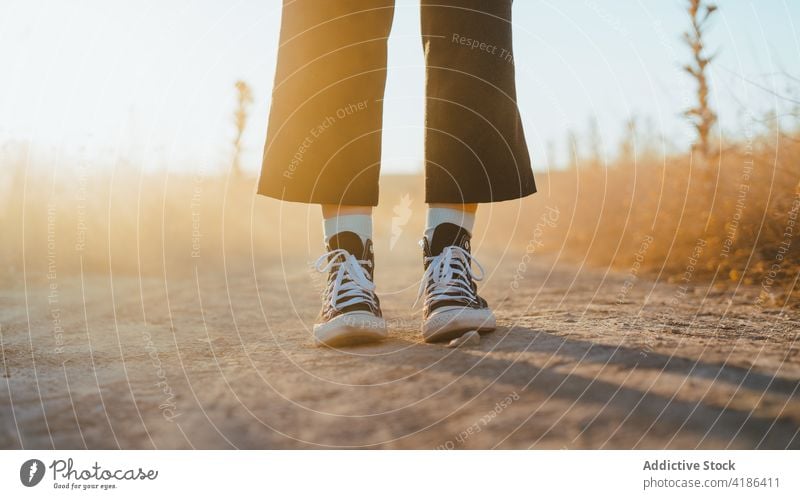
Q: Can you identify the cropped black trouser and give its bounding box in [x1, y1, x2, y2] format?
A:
[258, 0, 536, 206]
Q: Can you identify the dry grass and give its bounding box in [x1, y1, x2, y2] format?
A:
[507, 130, 800, 307]
[2, 130, 798, 307]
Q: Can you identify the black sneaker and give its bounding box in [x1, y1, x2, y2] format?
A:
[313, 231, 387, 346]
[417, 223, 496, 342]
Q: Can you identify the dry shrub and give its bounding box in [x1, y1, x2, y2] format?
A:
[503, 129, 800, 306]
[2, 129, 798, 308]
[0, 153, 314, 287]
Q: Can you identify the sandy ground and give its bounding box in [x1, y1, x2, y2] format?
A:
[1, 243, 799, 449]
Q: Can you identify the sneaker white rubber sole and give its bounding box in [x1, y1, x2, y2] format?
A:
[422, 306, 496, 343]
[314, 311, 388, 347]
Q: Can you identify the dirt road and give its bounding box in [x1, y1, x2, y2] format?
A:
[2, 237, 799, 450]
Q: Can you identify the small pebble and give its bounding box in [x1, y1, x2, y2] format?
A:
[447, 330, 480, 348]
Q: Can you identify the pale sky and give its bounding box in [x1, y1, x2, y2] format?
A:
[1, 0, 799, 176]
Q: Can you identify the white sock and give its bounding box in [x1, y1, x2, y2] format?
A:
[323, 214, 372, 244]
[424, 207, 475, 241]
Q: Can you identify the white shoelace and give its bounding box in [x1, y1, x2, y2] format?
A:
[314, 249, 377, 311]
[415, 245, 485, 309]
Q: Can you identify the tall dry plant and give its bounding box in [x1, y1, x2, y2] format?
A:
[232, 80, 254, 178]
[618, 117, 637, 165]
[565, 129, 580, 170]
[683, 0, 718, 160]
[587, 117, 603, 170]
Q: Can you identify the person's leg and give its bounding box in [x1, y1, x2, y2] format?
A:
[418, 0, 535, 342]
[322, 204, 372, 244]
[315, 203, 386, 347]
[418, 202, 492, 343]
[321, 205, 374, 219]
[421, 0, 535, 204]
[257, 0, 396, 346]
[424, 203, 477, 241]
[258, 0, 395, 206]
